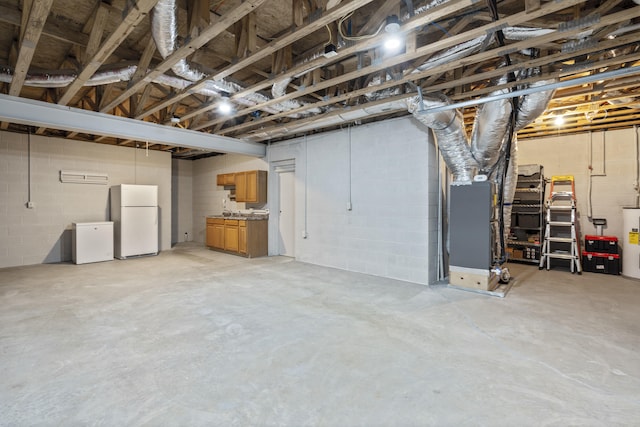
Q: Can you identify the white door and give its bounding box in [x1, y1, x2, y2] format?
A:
[121, 206, 159, 257]
[278, 171, 295, 257]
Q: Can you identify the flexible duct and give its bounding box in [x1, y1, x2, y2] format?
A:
[151, 0, 308, 118]
[151, 0, 206, 82]
[470, 76, 512, 173]
[407, 95, 477, 185]
[514, 78, 556, 131]
[502, 136, 518, 245]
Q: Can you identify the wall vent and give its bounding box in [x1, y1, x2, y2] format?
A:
[60, 170, 109, 185]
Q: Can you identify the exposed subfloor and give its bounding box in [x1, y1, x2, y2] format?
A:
[1, 243, 639, 426]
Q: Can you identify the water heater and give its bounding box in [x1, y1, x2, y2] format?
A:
[622, 207, 640, 279]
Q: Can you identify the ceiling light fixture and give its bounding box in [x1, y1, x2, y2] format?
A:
[170, 116, 180, 123]
[383, 15, 403, 52]
[384, 15, 400, 33]
[554, 114, 565, 126]
[218, 98, 233, 114]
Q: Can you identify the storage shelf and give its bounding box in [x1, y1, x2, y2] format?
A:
[508, 257, 540, 264]
[510, 165, 545, 257]
[512, 204, 542, 208]
[507, 240, 541, 247]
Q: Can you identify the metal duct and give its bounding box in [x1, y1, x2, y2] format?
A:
[502, 136, 518, 244]
[0, 65, 138, 88]
[151, 0, 304, 118]
[470, 77, 512, 173]
[502, 26, 555, 40]
[245, 98, 410, 141]
[151, 0, 206, 82]
[514, 78, 556, 131]
[414, 36, 489, 74]
[408, 96, 478, 185]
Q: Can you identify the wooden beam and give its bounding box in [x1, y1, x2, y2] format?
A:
[217, 20, 640, 137]
[100, 0, 269, 114]
[8, 0, 54, 96]
[57, 0, 159, 107]
[181, 0, 481, 124]
[140, 0, 379, 122]
[84, 3, 110, 65]
[525, 0, 541, 13]
[198, 0, 634, 134]
[188, 0, 210, 34]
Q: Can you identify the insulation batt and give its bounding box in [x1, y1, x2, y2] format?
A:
[407, 96, 478, 185]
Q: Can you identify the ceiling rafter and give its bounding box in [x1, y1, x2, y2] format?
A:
[8, 0, 54, 96]
[99, 0, 271, 114]
[194, 0, 593, 133]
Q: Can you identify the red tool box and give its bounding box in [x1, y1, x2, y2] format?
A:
[582, 251, 621, 275]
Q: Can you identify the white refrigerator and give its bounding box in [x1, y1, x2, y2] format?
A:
[110, 184, 159, 259]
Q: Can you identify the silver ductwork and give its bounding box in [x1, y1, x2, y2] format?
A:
[407, 95, 478, 185]
[470, 77, 512, 173]
[514, 78, 556, 131]
[151, 0, 206, 82]
[502, 136, 518, 244]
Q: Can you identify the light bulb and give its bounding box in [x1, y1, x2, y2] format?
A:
[554, 114, 565, 126]
[384, 34, 402, 51]
[218, 100, 232, 114]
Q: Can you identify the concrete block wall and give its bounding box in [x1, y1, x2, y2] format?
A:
[191, 154, 267, 243]
[0, 131, 172, 268]
[268, 116, 439, 285]
[171, 159, 193, 244]
[517, 127, 640, 240]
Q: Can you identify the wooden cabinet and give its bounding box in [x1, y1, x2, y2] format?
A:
[235, 171, 247, 201]
[218, 170, 267, 204]
[206, 218, 225, 249]
[206, 218, 267, 257]
[224, 220, 239, 252]
[216, 173, 236, 186]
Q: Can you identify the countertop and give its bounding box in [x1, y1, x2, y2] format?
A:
[207, 215, 268, 221]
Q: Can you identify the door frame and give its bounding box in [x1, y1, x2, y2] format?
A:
[271, 160, 296, 257]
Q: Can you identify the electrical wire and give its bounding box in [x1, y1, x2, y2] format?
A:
[338, 12, 383, 41]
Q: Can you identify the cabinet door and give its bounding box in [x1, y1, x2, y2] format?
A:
[206, 224, 216, 247]
[223, 173, 235, 186]
[235, 172, 247, 202]
[245, 170, 258, 202]
[216, 174, 224, 186]
[225, 225, 239, 252]
[213, 224, 225, 249]
[239, 222, 247, 254]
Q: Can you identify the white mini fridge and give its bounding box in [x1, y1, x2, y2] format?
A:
[110, 184, 159, 259]
[72, 222, 114, 264]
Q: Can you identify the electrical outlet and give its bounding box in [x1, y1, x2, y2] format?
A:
[26, 201, 34, 209]
[302, 230, 308, 239]
[346, 202, 352, 211]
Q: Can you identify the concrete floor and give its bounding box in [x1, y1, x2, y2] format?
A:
[1, 243, 639, 426]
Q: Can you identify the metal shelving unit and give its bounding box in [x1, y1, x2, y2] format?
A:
[507, 165, 545, 264]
